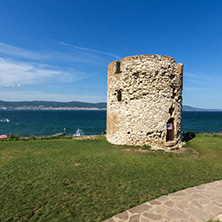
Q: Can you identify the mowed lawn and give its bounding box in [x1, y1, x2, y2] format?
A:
[0, 135, 222, 222]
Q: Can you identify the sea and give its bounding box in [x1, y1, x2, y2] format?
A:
[0, 110, 222, 137]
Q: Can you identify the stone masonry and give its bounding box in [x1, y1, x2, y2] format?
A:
[107, 55, 183, 149]
[104, 180, 222, 222]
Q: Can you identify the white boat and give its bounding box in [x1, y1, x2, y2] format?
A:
[73, 129, 84, 136]
[0, 118, 10, 123]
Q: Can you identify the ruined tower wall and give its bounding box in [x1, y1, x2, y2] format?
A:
[107, 55, 183, 149]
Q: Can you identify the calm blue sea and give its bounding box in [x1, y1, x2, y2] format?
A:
[0, 110, 222, 137]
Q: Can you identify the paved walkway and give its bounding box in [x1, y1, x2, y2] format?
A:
[104, 180, 222, 222]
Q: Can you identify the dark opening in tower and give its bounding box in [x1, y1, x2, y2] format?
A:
[166, 118, 174, 141]
[116, 61, 121, 73]
[117, 90, 122, 101]
[169, 107, 174, 116]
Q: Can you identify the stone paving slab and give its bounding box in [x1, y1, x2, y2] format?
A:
[103, 180, 222, 222]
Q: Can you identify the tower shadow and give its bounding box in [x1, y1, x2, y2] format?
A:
[182, 132, 196, 142]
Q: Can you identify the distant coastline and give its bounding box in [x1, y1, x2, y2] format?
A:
[182, 105, 222, 112]
[0, 106, 106, 111]
[0, 100, 107, 111]
[0, 100, 221, 111]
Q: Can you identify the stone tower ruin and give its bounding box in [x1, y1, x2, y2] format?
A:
[107, 55, 183, 149]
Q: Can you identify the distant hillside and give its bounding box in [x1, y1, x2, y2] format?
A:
[0, 100, 221, 111]
[0, 100, 107, 109]
[182, 105, 221, 112]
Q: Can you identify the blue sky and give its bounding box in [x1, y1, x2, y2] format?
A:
[0, 0, 221, 109]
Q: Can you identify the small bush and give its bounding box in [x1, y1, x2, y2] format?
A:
[39, 135, 73, 140]
[141, 145, 151, 150]
[212, 133, 222, 137]
[8, 133, 19, 141]
[29, 135, 36, 140]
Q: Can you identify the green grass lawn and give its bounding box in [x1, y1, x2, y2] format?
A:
[0, 134, 222, 221]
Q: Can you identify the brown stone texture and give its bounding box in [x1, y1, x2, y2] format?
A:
[107, 54, 183, 149]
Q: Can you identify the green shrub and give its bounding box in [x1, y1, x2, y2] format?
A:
[8, 133, 19, 141]
[29, 134, 36, 140]
[141, 145, 151, 150]
[39, 135, 73, 140]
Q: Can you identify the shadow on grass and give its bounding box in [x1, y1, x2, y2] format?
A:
[182, 132, 196, 142]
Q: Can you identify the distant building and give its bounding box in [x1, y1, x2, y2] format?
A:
[107, 55, 183, 149]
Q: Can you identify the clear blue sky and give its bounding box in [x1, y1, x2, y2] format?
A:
[0, 0, 221, 109]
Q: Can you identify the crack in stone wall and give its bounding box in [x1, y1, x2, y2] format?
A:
[107, 54, 183, 149]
